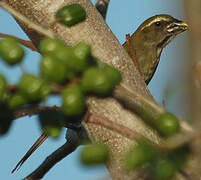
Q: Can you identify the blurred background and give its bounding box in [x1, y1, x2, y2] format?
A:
[0, 0, 189, 179]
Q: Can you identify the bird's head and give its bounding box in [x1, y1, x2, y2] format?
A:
[135, 14, 188, 50]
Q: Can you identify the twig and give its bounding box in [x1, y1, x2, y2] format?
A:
[113, 84, 193, 133]
[86, 113, 160, 146]
[8, 83, 64, 95]
[126, 34, 142, 75]
[87, 113, 196, 151]
[114, 84, 164, 116]
[95, 0, 110, 19]
[12, 83, 194, 150]
[0, 2, 55, 38]
[0, 32, 38, 51]
[13, 105, 60, 119]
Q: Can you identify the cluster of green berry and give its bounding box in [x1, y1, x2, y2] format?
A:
[0, 38, 25, 134]
[79, 139, 189, 180]
[121, 112, 182, 180]
[0, 37, 122, 136]
[0, 3, 121, 136]
[124, 140, 189, 180]
[39, 37, 121, 136]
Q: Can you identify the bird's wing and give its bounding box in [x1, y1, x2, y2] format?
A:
[145, 60, 160, 85]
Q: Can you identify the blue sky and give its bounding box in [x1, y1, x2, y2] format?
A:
[0, 1, 188, 180]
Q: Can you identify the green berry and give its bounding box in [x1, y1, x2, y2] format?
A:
[56, 4, 86, 27]
[62, 85, 85, 117]
[39, 38, 72, 65]
[0, 38, 24, 65]
[124, 141, 157, 171]
[39, 38, 81, 75]
[72, 42, 91, 72]
[39, 38, 66, 55]
[53, 44, 87, 74]
[0, 74, 7, 101]
[80, 143, 108, 165]
[46, 42, 79, 73]
[8, 93, 27, 109]
[18, 74, 50, 101]
[155, 112, 180, 137]
[95, 59, 122, 86]
[40, 55, 67, 83]
[40, 83, 51, 100]
[168, 146, 189, 170]
[102, 64, 122, 86]
[39, 109, 66, 138]
[43, 126, 61, 138]
[65, 70, 75, 80]
[81, 67, 113, 96]
[152, 158, 176, 180]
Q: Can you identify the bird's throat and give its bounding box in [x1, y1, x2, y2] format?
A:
[157, 35, 175, 51]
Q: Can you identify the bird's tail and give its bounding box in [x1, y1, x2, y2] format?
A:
[11, 132, 48, 173]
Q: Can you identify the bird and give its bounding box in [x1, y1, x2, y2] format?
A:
[12, 14, 188, 173]
[123, 14, 188, 84]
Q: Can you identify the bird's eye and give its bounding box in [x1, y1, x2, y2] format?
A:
[155, 21, 161, 26]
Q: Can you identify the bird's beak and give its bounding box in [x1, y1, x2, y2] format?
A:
[166, 20, 188, 34]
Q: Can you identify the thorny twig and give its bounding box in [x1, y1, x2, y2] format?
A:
[23, 140, 78, 180]
[0, 32, 38, 51]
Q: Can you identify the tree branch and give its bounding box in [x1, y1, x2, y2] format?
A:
[87, 113, 195, 151]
